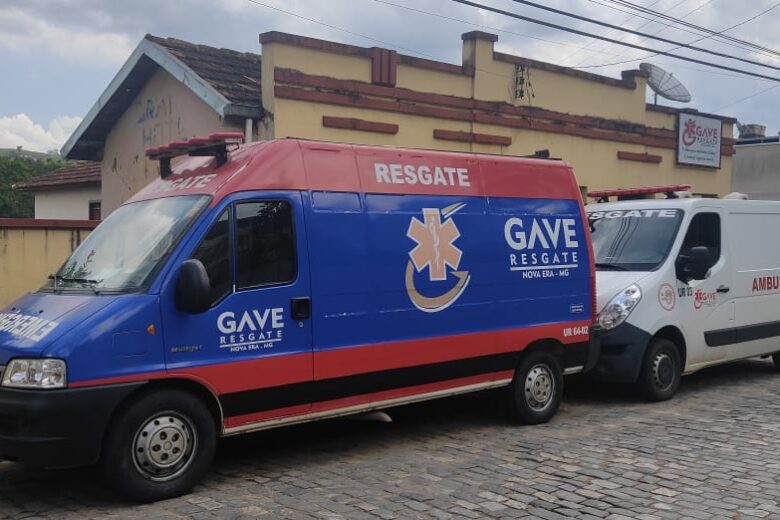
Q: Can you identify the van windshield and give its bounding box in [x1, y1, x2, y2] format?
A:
[45, 196, 209, 293]
[588, 208, 683, 271]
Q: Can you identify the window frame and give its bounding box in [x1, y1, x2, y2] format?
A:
[679, 211, 721, 268]
[189, 205, 234, 308]
[233, 199, 298, 292]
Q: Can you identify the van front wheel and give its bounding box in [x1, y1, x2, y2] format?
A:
[507, 350, 563, 424]
[100, 389, 217, 502]
[638, 338, 681, 402]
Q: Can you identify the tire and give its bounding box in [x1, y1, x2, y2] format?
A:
[100, 389, 217, 502]
[637, 338, 682, 402]
[772, 352, 780, 371]
[507, 350, 563, 425]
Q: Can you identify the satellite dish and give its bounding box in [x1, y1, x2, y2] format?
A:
[640, 63, 691, 104]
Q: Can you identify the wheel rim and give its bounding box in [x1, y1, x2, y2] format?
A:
[652, 352, 675, 391]
[524, 364, 555, 411]
[132, 412, 198, 482]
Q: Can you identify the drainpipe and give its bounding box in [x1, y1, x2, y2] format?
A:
[244, 118, 253, 143]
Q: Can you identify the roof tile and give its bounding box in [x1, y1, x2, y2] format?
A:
[14, 162, 101, 191]
[145, 35, 261, 108]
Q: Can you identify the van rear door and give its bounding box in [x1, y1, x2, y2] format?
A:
[161, 192, 313, 423]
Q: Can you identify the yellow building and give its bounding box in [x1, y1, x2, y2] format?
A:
[63, 31, 735, 214]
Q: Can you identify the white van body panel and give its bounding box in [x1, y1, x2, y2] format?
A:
[588, 198, 780, 381]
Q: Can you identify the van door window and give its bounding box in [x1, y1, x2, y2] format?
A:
[680, 212, 721, 269]
[191, 209, 232, 305]
[236, 201, 296, 289]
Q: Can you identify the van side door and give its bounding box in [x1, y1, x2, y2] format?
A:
[714, 209, 780, 359]
[161, 192, 313, 426]
[675, 209, 733, 366]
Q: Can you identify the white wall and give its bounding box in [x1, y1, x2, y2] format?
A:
[732, 143, 780, 200]
[34, 187, 101, 220]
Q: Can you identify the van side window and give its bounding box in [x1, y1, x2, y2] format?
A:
[191, 209, 232, 305]
[680, 212, 721, 268]
[236, 201, 296, 289]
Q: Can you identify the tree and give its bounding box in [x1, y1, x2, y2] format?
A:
[0, 156, 65, 218]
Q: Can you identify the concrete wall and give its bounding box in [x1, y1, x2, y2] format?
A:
[34, 187, 101, 220]
[0, 221, 95, 308]
[732, 143, 780, 200]
[101, 68, 243, 214]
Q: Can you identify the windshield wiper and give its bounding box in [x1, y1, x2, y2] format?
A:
[594, 263, 629, 271]
[48, 274, 101, 293]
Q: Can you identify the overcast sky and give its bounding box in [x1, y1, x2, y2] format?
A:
[1, 0, 779, 152]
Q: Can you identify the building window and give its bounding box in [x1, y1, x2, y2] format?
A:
[88, 201, 102, 221]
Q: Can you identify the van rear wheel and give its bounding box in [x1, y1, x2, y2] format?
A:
[507, 350, 563, 424]
[638, 338, 681, 402]
[100, 389, 217, 502]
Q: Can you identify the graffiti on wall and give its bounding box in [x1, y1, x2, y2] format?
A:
[137, 95, 180, 148]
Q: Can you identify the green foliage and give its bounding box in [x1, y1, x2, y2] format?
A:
[0, 156, 66, 218]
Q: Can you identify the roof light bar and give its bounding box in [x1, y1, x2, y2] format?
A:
[589, 184, 691, 202]
[145, 132, 245, 178]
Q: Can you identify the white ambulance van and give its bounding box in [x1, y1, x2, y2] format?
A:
[587, 185, 780, 401]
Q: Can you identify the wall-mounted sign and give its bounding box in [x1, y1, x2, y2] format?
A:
[677, 113, 722, 168]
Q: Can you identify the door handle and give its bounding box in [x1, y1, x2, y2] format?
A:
[291, 297, 311, 319]
[716, 285, 730, 294]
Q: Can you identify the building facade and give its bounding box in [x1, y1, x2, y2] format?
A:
[732, 135, 780, 200]
[63, 31, 736, 214]
[13, 161, 101, 220]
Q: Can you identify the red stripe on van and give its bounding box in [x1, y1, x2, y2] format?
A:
[69, 321, 589, 393]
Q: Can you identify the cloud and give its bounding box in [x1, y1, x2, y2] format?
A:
[0, 114, 82, 153]
[0, 7, 133, 66]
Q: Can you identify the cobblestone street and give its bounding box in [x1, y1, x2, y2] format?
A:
[1, 359, 779, 519]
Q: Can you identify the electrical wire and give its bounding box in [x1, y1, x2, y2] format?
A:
[448, 0, 780, 82]
[576, 3, 780, 72]
[575, 0, 712, 68]
[504, 0, 780, 73]
[603, 0, 780, 59]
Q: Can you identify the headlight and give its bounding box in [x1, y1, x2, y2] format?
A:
[1, 359, 67, 389]
[598, 285, 642, 330]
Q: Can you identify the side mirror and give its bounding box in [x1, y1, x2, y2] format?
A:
[676, 246, 711, 283]
[175, 259, 211, 314]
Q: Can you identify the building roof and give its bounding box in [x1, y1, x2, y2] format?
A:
[13, 162, 101, 192]
[62, 35, 262, 161]
[145, 35, 261, 110]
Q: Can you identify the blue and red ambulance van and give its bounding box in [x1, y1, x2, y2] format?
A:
[0, 136, 598, 500]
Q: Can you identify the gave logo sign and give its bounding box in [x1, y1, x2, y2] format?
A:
[677, 113, 722, 168]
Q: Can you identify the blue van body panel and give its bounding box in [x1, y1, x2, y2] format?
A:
[308, 193, 590, 350]
[0, 293, 114, 365]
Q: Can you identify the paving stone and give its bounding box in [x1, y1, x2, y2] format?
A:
[1, 360, 779, 518]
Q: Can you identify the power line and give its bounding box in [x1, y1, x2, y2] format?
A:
[503, 0, 780, 73]
[604, 0, 780, 59]
[244, 0, 436, 59]
[448, 0, 780, 82]
[570, 0, 673, 67]
[575, 2, 780, 72]
[718, 83, 780, 111]
[565, 0, 662, 65]
[576, 0, 711, 68]
[374, 0, 772, 84]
